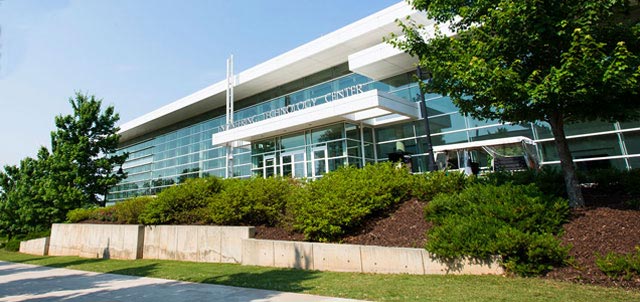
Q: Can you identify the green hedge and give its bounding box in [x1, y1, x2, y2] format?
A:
[425, 183, 570, 276]
[0, 230, 51, 252]
[67, 196, 154, 224]
[208, 177, 300, 226]
[411, 171, 470, 201]
[289, 162, 413, 242]
[139, 177, 223, 225]
[579, 169, 640, 195]
[483, 167, 566, 198]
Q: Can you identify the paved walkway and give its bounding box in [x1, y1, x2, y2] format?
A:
[0, 261, 365, 302]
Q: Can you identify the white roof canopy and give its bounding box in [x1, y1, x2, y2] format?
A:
[433, 136, 536, 153]
[212, 90, 421, 146]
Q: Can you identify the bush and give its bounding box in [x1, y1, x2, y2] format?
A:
[208, 177, 300, 226]
[67, 207, 100, 223]
[139, 177, 223, 225]
[411, 171, 469, 201]
[424, 183, 570, 276]
[112, 196, 154, 224]
[290, 162, 413, 242]
[3, 238, 21, 251]
[483, 167, 566, 198]
[595, 247, 640, 280]
[580, 168, 640, 195]
[1, 230, 51, 252]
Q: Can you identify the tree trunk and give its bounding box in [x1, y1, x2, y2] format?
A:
[548, 114, 585, 207]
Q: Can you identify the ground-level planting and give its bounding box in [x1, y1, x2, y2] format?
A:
[59, 163, 640, 286]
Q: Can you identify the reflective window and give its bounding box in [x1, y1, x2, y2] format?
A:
[312, 124, 343, 143]
[622, 131, 640, 154]
[540, 134, 622, 162]
[535, 121, 615, 139]
[469, 124, 533, 142]
[376, 122, 414, 142]
[428, 113, 467, 134]
[621, 121, 640, 130]
[281, 133, 306, 151]
[430, 131, 468, 146]
[426, 97, 459, 116]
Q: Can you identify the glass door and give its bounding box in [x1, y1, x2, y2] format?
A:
[263, 155, 277, 177]
[311, 146, 328, 178]
[281, 150, 306, 178]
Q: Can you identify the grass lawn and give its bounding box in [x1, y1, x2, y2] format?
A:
[0, 250, 638, 302]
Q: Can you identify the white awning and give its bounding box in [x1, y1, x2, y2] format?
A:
[433, 136, 535, 152]
[212, 89, 420, 146]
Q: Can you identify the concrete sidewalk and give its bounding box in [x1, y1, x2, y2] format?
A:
[0, 261, 366, 302]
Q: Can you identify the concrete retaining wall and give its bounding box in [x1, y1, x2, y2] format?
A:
[242, 239, 503, 275]
[19, 237, 50, 256]
[35, 223, 503, 275]
[48, 224, 144, 260]
[143, 225, 255, 263]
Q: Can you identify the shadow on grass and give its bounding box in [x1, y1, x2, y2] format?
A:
[107, 263, 159, 277]
[44, 258, 109, 268]
[202, 268, 321, 293]
[0, 256, 49, 263]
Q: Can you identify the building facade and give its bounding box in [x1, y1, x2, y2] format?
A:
[108, 2, 640, 203]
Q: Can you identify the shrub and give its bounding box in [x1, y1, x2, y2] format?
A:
[67, 207, 100, 223]
[112, 196, 154, 224]
[595, 247, 640, 280]
[624, 199, 640, 210]
[94, 206, 118, 222]
[66, 196, 152, 224]
[424, 183, 570, 276]
[1, 230, 51, 252]
[411, 171, 469, 201]
[208, 177, 300, 226]
[483, 167, 566, 198]
[139, 177, 223, 225]
[580, 168, 640, 195]
[290, 162, 413, 242]
[3, 238, 21, 251]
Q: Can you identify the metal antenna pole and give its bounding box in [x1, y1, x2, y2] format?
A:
[417, 66, 437, 172]
[225, 55, 235, 178]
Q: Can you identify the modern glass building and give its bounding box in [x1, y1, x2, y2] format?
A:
[108, 2, 640, 203]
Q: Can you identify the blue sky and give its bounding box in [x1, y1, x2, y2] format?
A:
[0, 0, 400, 167]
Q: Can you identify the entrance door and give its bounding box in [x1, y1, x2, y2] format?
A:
[263, 155, 277, 177]
[311, 146, 328, 178]
[281, 150, 306, 178]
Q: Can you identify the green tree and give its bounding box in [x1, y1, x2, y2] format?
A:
[48, 93, 128, 207]
[392, 0, 640, 207]
[0, 148, 53, 239]
[0, 93, 126, 238]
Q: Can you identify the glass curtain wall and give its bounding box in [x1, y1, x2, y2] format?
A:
[251, 122, 373, 179]
[110, 66, 640, 203]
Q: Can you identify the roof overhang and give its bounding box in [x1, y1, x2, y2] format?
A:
[348, 42, 418, 81]
[212, 89, 420, 146]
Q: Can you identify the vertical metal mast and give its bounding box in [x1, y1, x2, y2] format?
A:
[225, 55, 235, 178]
[417, 66, 437, 172]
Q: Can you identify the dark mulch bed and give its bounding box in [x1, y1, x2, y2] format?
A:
[254, 225, 305, 241]
[342, 199, 430, 248]
[254, 198, 430, 248]
[544, 192, 640, 288]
